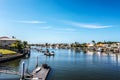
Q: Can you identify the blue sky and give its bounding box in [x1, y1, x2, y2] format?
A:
[0, 0, 120, 43]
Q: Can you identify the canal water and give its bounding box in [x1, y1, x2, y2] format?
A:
[0, 47, 120, 80]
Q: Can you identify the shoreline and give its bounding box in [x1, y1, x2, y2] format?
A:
[0, 53, 28, 63]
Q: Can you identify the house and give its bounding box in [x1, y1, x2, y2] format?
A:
[0, 36, 18, 47]
[110, 43, 118, 48]
[86, 43, 94, 50]
[86, 43, 94, 47]
[117, 43, 120, 48]
[103, 44, 109, 48]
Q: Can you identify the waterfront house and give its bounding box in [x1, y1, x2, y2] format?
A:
[110, 43, 118, 48]
[104, 44, 110, 48]
[117, 43, 120, 48]
[86, 43, 94, 50]
[86, 43, 94, 47]
[0, 36, 18, 47]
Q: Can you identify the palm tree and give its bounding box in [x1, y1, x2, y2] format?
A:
[92, 40, 95, 44]
[23, 41, 28, 48]
[12, 36, 16, 39]
[92, 40, 96, 46]
[15, 40, 23, 52]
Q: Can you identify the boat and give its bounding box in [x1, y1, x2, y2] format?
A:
[97, 48, 102, 52]
[50, 51, 55, 56]
[44, 51, 55, 56]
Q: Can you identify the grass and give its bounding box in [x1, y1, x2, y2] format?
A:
[0, 49, 16, 55]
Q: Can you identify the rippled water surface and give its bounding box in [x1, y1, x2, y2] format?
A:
[0, 48, 120, 80]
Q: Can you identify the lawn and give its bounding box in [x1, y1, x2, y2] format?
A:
[0, 49, 16, 55]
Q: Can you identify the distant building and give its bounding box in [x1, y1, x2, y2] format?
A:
[86, 43, 94, 47]
[110, 43, 118, 48]
[103, 44, 109, 48]
[96, 43, 104, 47]
[0, 36, 18, 47]
[117, 43, 120, 48]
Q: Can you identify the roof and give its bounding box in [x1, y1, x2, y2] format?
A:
[0, 36, 18, 41]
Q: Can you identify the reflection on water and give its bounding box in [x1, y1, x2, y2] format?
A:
[0, 59, 21, 68]
[0, 48, 120, 80]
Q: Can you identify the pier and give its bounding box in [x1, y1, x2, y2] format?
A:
[0, 64, 50, 80]
[31, 64, 50, 80]
[0, 54, 50, 80]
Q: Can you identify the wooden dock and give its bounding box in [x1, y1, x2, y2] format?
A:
[0, 66, 50, 80]
[31, 66, 50, 80]
[0, 61, 50, 80]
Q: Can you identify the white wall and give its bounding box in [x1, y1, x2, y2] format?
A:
[0, 40, 17, 47]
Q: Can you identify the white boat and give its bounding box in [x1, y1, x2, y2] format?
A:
[97, 48, 101, 52]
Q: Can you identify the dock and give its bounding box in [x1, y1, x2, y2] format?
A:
[0, 65, 50, 80]
[31, 64, 50, 80]
[0, 59, 50, 80]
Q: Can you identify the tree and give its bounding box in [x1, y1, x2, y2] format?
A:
[92, 40, 96, 46]
[70, 43, 75, 47]
[45, 43, 48, 46]
[10, 40, 29, 53]
[12, 40, 23, 52]
[12, 36, 16, 39]
[23, 41, 28, 48]
[81, 43, 87, 47]
[92, 40, 95, 44]
[75, 42, 81, 47]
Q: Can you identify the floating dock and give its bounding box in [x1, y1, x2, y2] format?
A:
[31, 66, 50, 80]
[0, 55, 50, 80]
[0, 66, 50, 80]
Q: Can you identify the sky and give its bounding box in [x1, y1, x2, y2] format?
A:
[0, 0, 120, 43]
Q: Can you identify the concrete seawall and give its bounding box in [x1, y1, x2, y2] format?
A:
[0, 53, 28, 63]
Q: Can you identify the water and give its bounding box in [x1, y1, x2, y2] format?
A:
[0, 48, 120, 80]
